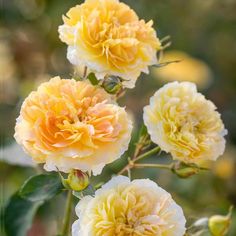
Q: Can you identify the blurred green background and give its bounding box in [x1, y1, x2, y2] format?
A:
[1, 0, 236, 235]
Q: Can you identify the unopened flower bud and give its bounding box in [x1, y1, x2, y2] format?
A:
[67, 170, 89, 191]
[102, 76, 122, 94]
[172, 162, 200, 178]
[208, 206, 233, 236]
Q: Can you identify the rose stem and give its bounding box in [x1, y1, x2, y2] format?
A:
[61, 190, 73, 236]
[118, 146, 161, 175]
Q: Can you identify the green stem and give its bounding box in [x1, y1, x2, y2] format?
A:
[61, 190, 73, 236]
[118, 146, 161, 175]
[135, 146, 161, 162]
[134, 163, 172, 170]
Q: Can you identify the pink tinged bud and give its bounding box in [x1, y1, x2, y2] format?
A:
[67, 170, 89, 191]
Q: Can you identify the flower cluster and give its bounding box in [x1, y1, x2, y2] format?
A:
[58, 0, 161, 88]
[72, 176, 186, 236]
[144, 81, 227, 164]
[15, 77, 132, 175]
[13, 0, 230, 235]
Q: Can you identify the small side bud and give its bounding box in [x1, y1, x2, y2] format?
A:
[172, 162, 200, 178]
[102, 75, 122, 94]
[208, 206, 233, 236]
[67, 170, 89, 191]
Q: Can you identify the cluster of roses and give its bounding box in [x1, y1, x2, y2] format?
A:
[14, 0, 227, 235]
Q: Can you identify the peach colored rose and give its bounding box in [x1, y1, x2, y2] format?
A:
[14, 77, 132, 175]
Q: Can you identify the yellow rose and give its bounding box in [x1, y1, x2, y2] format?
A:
[152, 50, 213, 89]
[58, 0, 161, 88]
[14, 77, 132, 175]
[143, 82, 227, 164]
[72, 176, 186, 236]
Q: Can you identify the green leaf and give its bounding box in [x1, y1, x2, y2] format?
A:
[81, 184, 95, 196]
[4, 193, 43, 236]
[136, 124, 150, 148]
[72, 184, 95, 199]
[138, 124, 148, 138]
[19, 173, 63, 202]
[87, 73, 99, 85]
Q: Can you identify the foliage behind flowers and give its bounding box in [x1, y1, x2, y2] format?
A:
[1, 0, 236, 236]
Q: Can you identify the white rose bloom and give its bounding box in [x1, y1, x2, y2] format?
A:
[72, 176, 186, 236]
